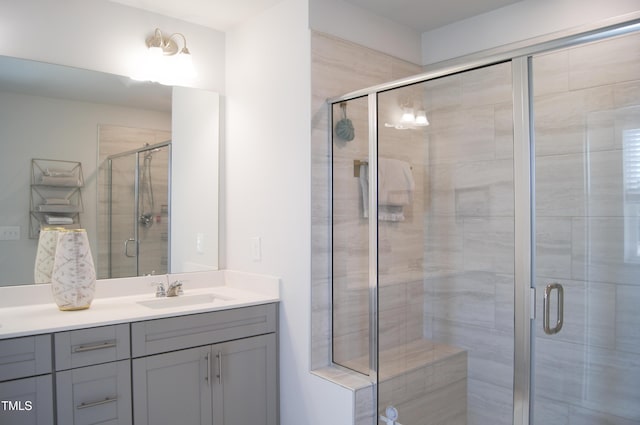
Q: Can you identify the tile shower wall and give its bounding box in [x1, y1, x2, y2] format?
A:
[532, 32, 640, 425]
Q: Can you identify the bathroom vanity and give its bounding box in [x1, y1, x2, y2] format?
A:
[0, 271, 279, 425]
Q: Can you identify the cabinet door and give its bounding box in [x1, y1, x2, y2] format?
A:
[56, 360, 131, 425]
[212, 333, 277, 425]
[0, 375, 54, 425]
[0, 335, 51, 382]
[132, 345, 212, 425]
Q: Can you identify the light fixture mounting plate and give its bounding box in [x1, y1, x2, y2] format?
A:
[146, 34, 178, 56]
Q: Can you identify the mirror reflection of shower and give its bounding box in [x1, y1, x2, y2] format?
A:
[105, 141, 171, 279]
[139, 143, 162, 228]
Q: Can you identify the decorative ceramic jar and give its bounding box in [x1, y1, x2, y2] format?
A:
[51, 228, 96, 311]
[34, 227, 62, 283]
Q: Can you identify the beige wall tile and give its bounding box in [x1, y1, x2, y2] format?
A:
[462, 62, 512, 107]
[568, 32, 640, 91]
[534, 86, 614, 156]
[571, 217, 640, 286]
[467, 378, 513, 425]
[532, 50, 569, 97]
[616, 284, 640, 355]
[535, 217, 573, 280]
[463, 218, 515, 274]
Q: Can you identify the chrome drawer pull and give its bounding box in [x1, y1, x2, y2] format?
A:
[73, 341, 117, 353]
[76, 396, 117, 410]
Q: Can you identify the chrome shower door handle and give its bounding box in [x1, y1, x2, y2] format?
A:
[543, 283, 564, 335]
[124, 238, 137, 258]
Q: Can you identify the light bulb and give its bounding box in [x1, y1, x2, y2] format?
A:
[176, 50, 196, 79]
[148, 45, 163, 58]
[401, 107, 415, 123]
[415, 110, 429, 126]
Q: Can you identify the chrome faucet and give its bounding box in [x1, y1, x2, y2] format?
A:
[166, 280, 183, 297]
[153, 281, 166, 297]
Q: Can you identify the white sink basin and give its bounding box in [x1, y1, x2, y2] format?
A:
[137, 293, 232, 309]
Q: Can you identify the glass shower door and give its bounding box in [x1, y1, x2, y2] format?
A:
[108, 152, 137, 278]
[531, 32, 640, 424]
[376, 61, 515, 425]
[108, 143, 170, 278]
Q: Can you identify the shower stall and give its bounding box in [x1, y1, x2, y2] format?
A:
[330, 18, 640, 425]
[106, 142, 171, 278]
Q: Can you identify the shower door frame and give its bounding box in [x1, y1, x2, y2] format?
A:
[107, 141, 172, 278]
[328, 11, 640, 425]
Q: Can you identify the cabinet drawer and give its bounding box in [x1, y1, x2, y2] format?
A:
[56, 360, 132, 425]
[131, 303, 277, 357]
[54, 324, 130, 370]
[0, 374, 54, 425]
[0, 335, 52, 382]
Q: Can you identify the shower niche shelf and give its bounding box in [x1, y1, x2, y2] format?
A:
[29, 158, 84, 239]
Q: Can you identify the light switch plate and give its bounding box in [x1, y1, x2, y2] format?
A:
[196, 233, 205, 254]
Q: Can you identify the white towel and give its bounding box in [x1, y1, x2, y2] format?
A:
[38, 205, 78, 213]
[44, 215, 74, 225]
[44, 168, 74, 177]
[378, 158, 415, 206]
[44, 198, 70, 205]
[39, 175, 80, 187]
[358, 158, 414, 222]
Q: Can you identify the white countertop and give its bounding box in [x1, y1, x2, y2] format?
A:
[0, 270, 280, 339]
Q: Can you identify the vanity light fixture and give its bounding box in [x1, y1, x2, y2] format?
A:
[132, 28, 196, 84]
[385, 106, 429, 130]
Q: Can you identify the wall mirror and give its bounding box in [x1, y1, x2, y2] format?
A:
[0, 55, 219, 287]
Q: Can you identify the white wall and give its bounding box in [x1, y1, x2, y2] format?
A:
[421, 0, 640, 64]
[0, 0, 225, 92]
[309, 0, 422, 65]
[224, 0, 354, 423]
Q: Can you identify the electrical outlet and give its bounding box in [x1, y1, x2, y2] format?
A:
[0, 226, 20, 241]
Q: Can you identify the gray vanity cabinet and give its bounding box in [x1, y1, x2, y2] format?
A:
[0, 302, 278, 425]
[54, 324, 132, 425]
[0, 334, 54, 425]
[131, 304, 278, 425]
